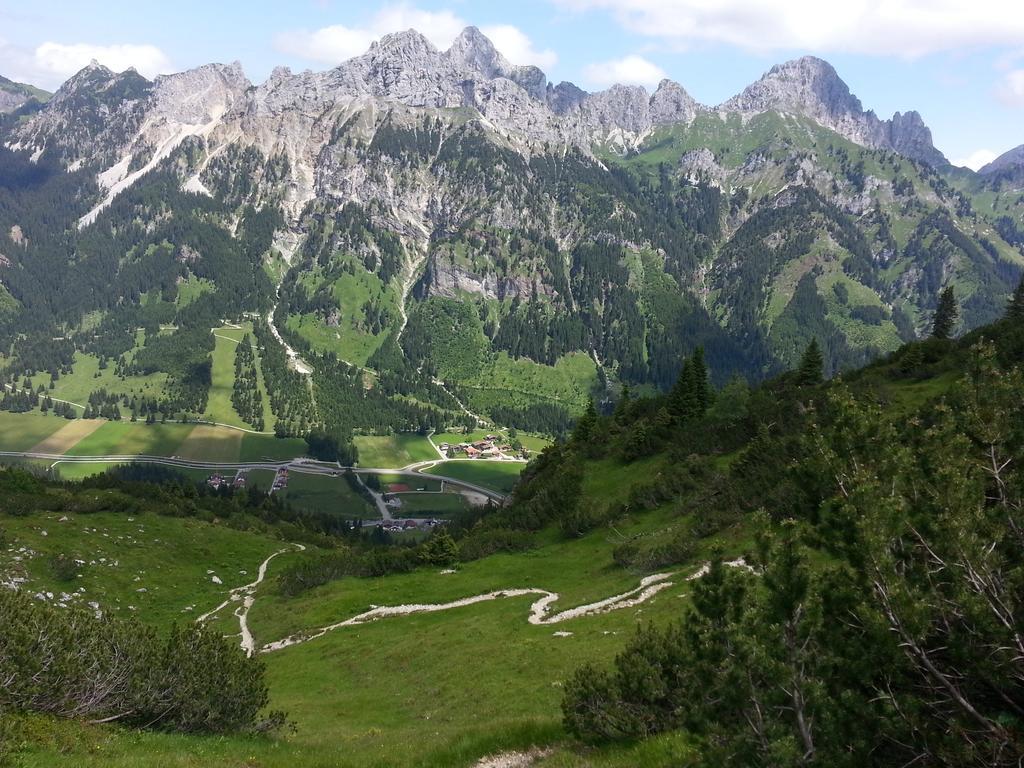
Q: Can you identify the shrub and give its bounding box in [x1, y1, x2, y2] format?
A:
[0, 590, 276, 734]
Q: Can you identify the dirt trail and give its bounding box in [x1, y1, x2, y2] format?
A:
[260, 572, 678, 653]
[199, 549, 750, 656]
[196, 544, 306, 657]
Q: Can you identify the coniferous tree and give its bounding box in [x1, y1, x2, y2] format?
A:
[931, 285, 958, 339]
[796, 339, 824, 385]
[670, 358, 695, 420]
[572, 398, 598, 444]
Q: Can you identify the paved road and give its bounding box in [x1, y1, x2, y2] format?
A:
[0, 451, 508, 504]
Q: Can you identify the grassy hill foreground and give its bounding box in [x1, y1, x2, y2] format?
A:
[2, 301, 1024, 767]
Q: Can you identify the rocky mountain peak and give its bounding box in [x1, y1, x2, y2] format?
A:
[719, 56, 945, 166]
[650, 79, 702, 124]
[149, 61, 251, 124]
[446, 26, 510, 79]
[370, 29, 439, 61]
[722, 55, 862, 119]
[979, 144, 1024, 174]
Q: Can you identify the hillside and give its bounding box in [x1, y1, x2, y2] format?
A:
[0, 29, 1021, 451]
[3, 294, 1022, 766]
[0, 76, 50, 114]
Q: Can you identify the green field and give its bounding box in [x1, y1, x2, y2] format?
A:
[274, 471, 375, 519]
[239, 433, 309, 462]
[424, 460, 526, 493]
[0, 410, 311, 465]
[26, 331, 169, 406]
[354, 433, 440, 468]
[63, 421, 196, 457]
[377, 472, 443, 492]
[51, 462, 219, 484]
[0, 410, 66, 450]
[389, 491, 473, 516]
[175, 424, 243, 462]
[464, 351, 597, 415]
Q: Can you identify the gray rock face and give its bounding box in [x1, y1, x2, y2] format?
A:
[546, 81, 586, 114]
[978, 144, 1024, 187]
[9, 27, 952, 234]
[720, 56, 946, 165]
[419, 254, 556, 302]
[650, 79, 701, 125]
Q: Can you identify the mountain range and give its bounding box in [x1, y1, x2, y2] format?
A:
[1, 26, 1023, 434]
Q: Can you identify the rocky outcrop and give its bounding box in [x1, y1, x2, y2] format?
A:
[418, 255, 557, 302]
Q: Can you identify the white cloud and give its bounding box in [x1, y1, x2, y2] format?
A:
[275, 3, 554, 69]
[34, 42, 171, 80]
[997, 68, 1024, 106]
[555, 0, 1024, 58]
[0, 39, 171, 89]
[479, 25, 558, 70]
[583, 54, 667, 89]
[952, 148, 998, 170]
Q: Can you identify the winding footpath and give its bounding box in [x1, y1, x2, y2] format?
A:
[196, 545, 750, 656]
[196, 544, 307, 657]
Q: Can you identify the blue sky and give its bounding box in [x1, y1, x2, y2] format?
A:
[2, 0, 1023, 168]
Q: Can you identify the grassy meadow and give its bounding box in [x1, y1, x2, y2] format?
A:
[6, 450, 736, 766]
[424, 460, 526, 493]
[353, 433, 440, 468]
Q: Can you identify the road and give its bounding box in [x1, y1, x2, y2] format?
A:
[0, 450, 508, 504]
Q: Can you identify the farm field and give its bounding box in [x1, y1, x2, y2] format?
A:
[389, 491, 473, 516]
[354, 432, 439, 468]
[0, 410, 67, 451]
[64, 421, 197, 458]
[424, 460, 526, 493]
[377, 472, 443, 492]
[175, 423, 244, 462]
[244, 468, 377, 519]
[29, 418, 105, 454]
[239, 433, 308, 462]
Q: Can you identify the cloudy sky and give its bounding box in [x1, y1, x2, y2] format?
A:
[2, 0, 1023, 168]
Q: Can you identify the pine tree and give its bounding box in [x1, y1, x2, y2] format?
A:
[572, 397, 598, 443]
[931, 285, 958, 339]
[796, 339, 824, 385]
[1009, 276, 1024, 321]
[670, 359, 697, 420]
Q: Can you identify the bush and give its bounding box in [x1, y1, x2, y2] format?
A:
[456, 527, 534, 561]
[0, 590, 275, 734]
[48, 552, 78, 582]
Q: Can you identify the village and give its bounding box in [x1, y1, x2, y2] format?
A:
[436, 434, 528, 461]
